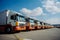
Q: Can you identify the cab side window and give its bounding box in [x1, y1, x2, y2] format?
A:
[17, 16, 26, 22]
[10, 15, 16, 20]
[20, 17, 25, 22]
[30, 20, 34, 23]
[40, 22, 42, 25]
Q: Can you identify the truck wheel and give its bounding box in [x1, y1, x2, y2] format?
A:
[35, 27, 37, 30]
[5, 27, 12, 33]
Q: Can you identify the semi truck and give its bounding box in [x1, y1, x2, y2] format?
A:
[0, 10, 27, 32]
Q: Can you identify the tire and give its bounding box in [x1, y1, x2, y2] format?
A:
[5, 27, 12, 33]
[26, 26, 30, 31]
[35, 27, 37, 30]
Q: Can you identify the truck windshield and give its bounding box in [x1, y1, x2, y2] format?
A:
[38, 22, 40, 24]
[30, 19, 34, 23]
[17, 16, 25, 22]
[40, 22, 42, 25]
[10, 15, 16, 20]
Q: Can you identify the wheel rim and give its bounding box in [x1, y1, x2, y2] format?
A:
[7, 28, 11, 32]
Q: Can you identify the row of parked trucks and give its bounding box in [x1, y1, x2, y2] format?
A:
[0, 10, 54, 33]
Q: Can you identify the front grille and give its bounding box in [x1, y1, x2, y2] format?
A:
[19, 23, 25, 26]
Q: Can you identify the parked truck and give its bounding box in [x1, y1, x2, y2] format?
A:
[0, 10, 27, 32]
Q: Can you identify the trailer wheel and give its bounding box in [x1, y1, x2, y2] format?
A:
[5, 27, 12, 33]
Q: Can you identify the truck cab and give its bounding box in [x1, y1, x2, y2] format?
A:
[34, 20, 38, 30]
[0, 10, 27, 32]
[25, 18, 35, 30]
[29, 19, 35, 30]
[37, 21, 41, 29]
[10, 14, 26, 31]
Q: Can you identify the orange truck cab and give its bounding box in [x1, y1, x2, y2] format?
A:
[25, 18, 35, 30]
[14, 14, 26, 31]
[34, 20, 38, 30]
[43, 23, 47, 29]
[40, 22, 44, 29]
[34, 20, 41, 30]
[40, 22, 42, 29]
[37, 21, 41, 29]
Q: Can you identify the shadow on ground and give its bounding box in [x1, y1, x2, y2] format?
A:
[0, 28, 53, 34]
[0, 30, 31, 34]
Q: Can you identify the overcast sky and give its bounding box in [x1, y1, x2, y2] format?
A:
[0, 0, 60, 24]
